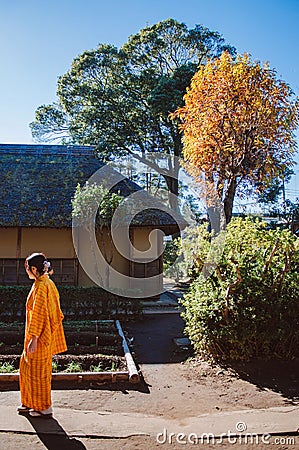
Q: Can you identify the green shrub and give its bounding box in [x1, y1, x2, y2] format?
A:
[180, 218, 299, 361]
[0, 285, 143, 322]
[0, 286, 28, 321]
[163, 239, 179, 271]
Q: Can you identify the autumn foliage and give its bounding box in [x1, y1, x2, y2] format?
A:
[173, 52, 299, 222]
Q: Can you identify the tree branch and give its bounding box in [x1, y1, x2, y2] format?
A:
[261, 239, 280, 280]
[224, 257, 242, 322]
[272, 249, 293, 291]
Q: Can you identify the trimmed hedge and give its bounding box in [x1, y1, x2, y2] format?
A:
[0, 285, 143, 322]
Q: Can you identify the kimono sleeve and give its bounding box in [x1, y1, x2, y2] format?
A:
[28, 283, 48, 338]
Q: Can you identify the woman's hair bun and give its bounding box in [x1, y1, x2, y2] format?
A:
[25, 252, 51, 274]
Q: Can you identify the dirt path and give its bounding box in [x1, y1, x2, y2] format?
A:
[49, 313, 298, 419]
[0, 312, 298, 449]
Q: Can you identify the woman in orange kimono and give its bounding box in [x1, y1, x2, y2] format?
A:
[18, 252, 67, 418]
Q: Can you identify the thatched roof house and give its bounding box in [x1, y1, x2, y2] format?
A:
[0, 144, 181, 290]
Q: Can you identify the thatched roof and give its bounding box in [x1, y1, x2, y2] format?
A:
[0, 144, 184, 230]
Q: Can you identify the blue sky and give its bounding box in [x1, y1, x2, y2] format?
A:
[1, 0, 299, 199]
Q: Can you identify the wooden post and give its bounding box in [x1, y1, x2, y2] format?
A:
[116, 320, 140, 383]
[16, 228, 22, 284]
[16, 227, 22, 259]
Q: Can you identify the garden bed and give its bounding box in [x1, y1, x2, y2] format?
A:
[0, 320, 140, 384]
[0, 330, 123, 355]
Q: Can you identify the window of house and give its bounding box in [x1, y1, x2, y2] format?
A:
[0, 258, 78, 286]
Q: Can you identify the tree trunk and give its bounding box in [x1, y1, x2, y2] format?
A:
[99, 227, 113, 288]
[164, 173, 179, 212]
[89, 227, 103, 286]
[207, 205, 221, 234]
[163, 151, 180, 212]
[223, 179, 237, 224]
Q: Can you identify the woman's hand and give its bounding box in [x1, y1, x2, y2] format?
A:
[28, 336, 38, 354]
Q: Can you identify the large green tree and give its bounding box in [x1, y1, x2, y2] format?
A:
[30, 19, 235, 210]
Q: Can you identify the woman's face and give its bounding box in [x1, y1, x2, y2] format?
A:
[26, 265, 39, 279]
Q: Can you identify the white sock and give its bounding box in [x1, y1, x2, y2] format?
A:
[39, 406, 53, 414]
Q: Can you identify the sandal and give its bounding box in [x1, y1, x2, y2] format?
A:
[17, 404, 30, 414]
[29, 409, 53, 419]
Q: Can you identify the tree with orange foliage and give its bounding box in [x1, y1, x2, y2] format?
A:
[173, 52, 299, 223]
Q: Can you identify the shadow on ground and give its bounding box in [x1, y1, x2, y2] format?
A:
[126, 312, 299, 403]
[51, 313, 188, 393]
[227, 358, 299, 403]
[126, 313, 190, 364]
[21, 413, 87, 449]
[137, 312, 299, 403]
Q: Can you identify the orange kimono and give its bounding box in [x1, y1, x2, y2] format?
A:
[19, 274, 67, 411]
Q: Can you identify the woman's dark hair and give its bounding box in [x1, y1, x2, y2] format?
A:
[25, 252, 52, 275]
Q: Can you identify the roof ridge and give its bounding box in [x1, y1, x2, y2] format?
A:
[0, 143, 95, 157]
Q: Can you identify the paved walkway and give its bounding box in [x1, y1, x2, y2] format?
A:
[0, 400, 298, 440]
[142, 280, 186, 314]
